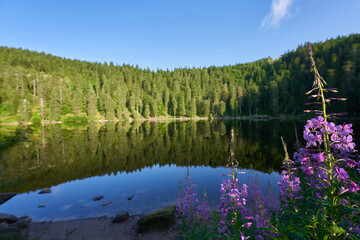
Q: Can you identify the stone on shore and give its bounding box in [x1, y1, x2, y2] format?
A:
[0, 213, 19, 224]
[0, 215, 31, 239]
[10, 216, 32, 229]
[137, 205, 176, 233]
[112, 211, 130, 223]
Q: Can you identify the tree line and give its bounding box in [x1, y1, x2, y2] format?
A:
[0, 34, 359, 122]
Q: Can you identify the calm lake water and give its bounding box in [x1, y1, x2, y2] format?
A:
[0, 119, 358, 221]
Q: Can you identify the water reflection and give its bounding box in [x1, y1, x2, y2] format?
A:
[0, 120, 302, 220]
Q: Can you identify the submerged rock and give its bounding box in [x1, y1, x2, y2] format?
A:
[137, 205, 176, 233]
[38, 188, 51, 194]
[93, 195, 104, 201]
[101, 201, 112, 206]
[0, 193, 16, 205]
[112, 211, 130, 223]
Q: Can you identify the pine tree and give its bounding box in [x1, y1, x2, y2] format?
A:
[229, 85, 236, 116]
[105, 94, 115, 120]
[169, 94, 177, 117]
[269, 81, 279, 116]
[188, 99, 197, 118]
[72, 88, 84, 115]
[218, 101, 226, 116]
[87, 85, 98, 120]
[177, 94, 186, 117]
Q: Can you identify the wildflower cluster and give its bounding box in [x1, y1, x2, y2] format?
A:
[176, 166, 213, 238]
[247, 179, 279, 239]
[278, 137, 302, 209]
[277, 115, 360, 238]
[218, 178, 249, 237]
[275, 42, 360, 239]
[278, 170, 301, 207]
[297, 116, 359, 192]
[216, 130, 277, 240]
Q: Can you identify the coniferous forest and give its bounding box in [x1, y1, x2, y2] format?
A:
[0, 34, 359, 123]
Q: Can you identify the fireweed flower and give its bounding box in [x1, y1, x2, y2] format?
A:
[175, 178, 199, 224]
[218, 178, 248, 217]
[278, 170, 301, 206]
[195, 199, 212, 223]
[295, 118, 359, 196]
[175, 175, 212, 229]
[217, 178, 250, 239]
[348, 180, 360, 193]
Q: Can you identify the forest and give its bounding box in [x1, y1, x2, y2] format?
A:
[0, 34, 359, 123]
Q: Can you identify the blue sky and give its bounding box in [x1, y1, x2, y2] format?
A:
[1, 0, 359, 70]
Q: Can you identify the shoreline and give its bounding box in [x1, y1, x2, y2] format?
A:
[28, 215, 181, 240]
[0, 114, 301, 126]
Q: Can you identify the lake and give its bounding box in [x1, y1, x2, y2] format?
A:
[0, 119, 358, 221]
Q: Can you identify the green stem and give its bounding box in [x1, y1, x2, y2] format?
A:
[315, 67, 336, 225]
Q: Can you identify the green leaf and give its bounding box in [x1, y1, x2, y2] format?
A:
[328, 225, 346, 234]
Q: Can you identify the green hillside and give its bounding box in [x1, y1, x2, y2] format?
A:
[0, 34, 359, 123]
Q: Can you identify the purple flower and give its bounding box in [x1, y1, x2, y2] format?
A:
[304, 132, 320, 147]
[175, 176, 212, 227]
[218, 220, 229, 235]
[244, 221, 252, 228]
[312, 152, 325, 162]
[196, 201, 212, 223]
[306, 116, 324, 129]
[349, 221, 360, 235]
[347, 159, 357, 168]
[278, 170, 301, 205]
[322, 122, 336, 134]
[342, 123, 353, 135]
[218, 178, 248, 218]
[348, 181, 360, 192]
[339, 199, 349, 206]
[302, 165, 314, 175]
[335, 135, 356, 152]
[334, 166, 349, 180]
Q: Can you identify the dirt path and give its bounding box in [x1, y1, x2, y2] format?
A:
[29, 216, 181, 240]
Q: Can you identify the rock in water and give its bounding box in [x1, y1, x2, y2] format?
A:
[127, 195, 134, 200]
[93, 195, 104, 201]
[112, 211, 130, 223]
[137, 205, 176, 233]
[38, 188, 51, 194]
[0, 213, 19, 224]
[101, 201, 112, 206]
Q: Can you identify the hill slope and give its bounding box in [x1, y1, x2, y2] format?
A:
[0, 34, 359, 122]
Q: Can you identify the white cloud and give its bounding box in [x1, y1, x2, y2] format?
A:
[261, 0, 294, 29]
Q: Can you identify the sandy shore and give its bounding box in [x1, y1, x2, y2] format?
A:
[29, 215, 181, 240]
